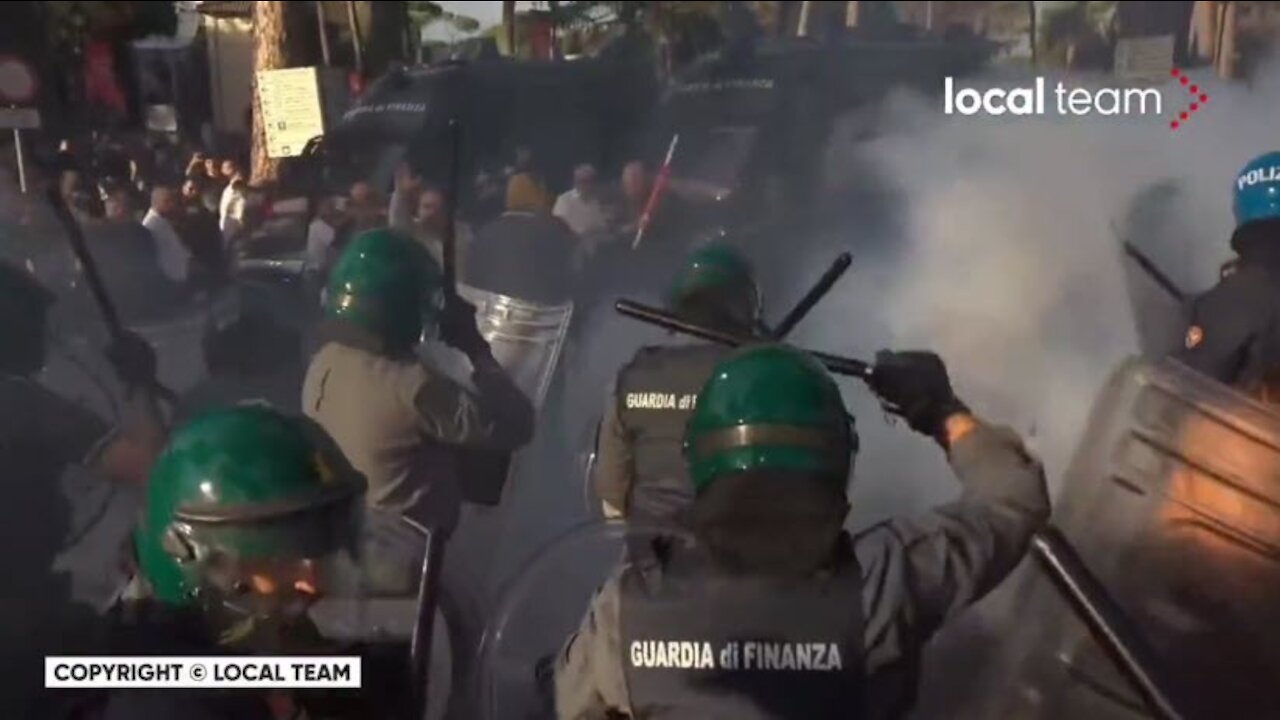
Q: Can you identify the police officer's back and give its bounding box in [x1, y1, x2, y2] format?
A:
[1176, 151, 1280, 397]
[557, 345, 1050, 719]
[303, 229, 534, 596]
[595, 243, 760, 525]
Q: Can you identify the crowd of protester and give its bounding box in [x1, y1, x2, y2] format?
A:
[2, 128, 693, 326]
[297, 145, 688, 310]
[14, 133, 245, 303]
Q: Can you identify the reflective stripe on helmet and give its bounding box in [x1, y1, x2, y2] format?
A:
[691, 423, 845, 457]
[174, 480, 363, 525]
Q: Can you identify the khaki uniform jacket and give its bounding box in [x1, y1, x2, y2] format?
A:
[555, 420, 1050, 719]
[593, 384, 631, 518]
[302, 323, 534, 528]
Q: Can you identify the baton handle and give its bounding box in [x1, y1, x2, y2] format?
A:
[409, 529, 448, 720]
[47, 188, 123, 336]
[1031, 527, 1191, 720]
[1121, 242, 1185, 303]
[772, 252, 853, 340]
[615, 299, 872, 379]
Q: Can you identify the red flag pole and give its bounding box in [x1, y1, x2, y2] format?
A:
[632, 134, 680, 250]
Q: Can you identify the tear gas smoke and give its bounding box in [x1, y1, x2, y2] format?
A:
[544, 59, 1280, 537]
[780, 60, 1280, 530]
[775, 59, 1280, 719]
[457, 57, 1280, 710]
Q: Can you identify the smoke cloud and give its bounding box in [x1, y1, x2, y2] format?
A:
[527, 58, 1280, 542]
[778, 61, 1280, 529]
[484, 58, 1280, 712]
[773, 59, 1280, 719]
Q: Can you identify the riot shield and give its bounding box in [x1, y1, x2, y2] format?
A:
[452, 284, 574, 509]
[309, 514, 478, 720]
[478, 521, 683, 719]
[1115, 180, 1193, 358]
[973, 356, 1280, 719]
[457, 283, 573, 411]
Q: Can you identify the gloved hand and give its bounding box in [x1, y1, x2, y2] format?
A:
[105, 331, 158, 391]
[438, 295, 490, 357]
[869, 350, 969, 444]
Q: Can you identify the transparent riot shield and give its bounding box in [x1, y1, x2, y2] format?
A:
[439, 285, 576, 606]
[457, 283, 573, 410]
[1115, 180, 1193, 359]
[308, 513, 469, 720]
[479, 520, 626, 719]
[970, 356, 1280, 720]
[478, 521, 684, 719]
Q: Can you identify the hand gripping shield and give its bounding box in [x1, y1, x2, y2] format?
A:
[446, 283, 573, 507]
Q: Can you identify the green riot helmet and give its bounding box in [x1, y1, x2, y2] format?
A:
[684, 344, 856, 492]
[665, 241, 762, 334]
[325, 228, 445, 353]
[136, 406, 366, 630]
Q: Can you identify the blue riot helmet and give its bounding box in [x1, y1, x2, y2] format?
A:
[1233, 151, 1280, 229]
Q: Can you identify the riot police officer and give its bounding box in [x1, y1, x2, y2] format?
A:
[0, 260, 165, 718]
[1175, 151, 1280, 396]
[302, 229, 534, 591]
[593, 242, 761, 524]
[95, 405, 367, 718]
[556, 345, 1050, 719]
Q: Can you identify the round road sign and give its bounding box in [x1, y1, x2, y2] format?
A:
[0, 55, 38, 105]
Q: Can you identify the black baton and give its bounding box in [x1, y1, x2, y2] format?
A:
[615, 299, 872, 379]
[1032, 527, 1192, 720]
[771, 252, 853, 340]
[46, 188, 179, 405]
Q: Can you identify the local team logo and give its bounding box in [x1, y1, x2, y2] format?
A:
[1185, 325, 1204, 349]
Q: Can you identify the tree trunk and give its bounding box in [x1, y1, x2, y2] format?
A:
[251, 1, 309, 186]
[367, 1, 409, 76]
[548, 0, 561, 58]
[1029, 1, 1037, 66]
[1190, 1, 1219, 61]
[502, 1, 516, 55]
[1216, 0, 1237, 79]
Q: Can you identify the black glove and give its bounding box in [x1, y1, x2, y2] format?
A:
[105, 331, 158, 390]
[438, 295, 490, 357]
[869, 350, 969, 445]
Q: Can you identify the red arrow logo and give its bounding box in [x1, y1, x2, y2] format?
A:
[1169, 68, 1208, 131]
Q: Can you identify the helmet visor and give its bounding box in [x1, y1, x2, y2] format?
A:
[175, 496, 364, 616]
